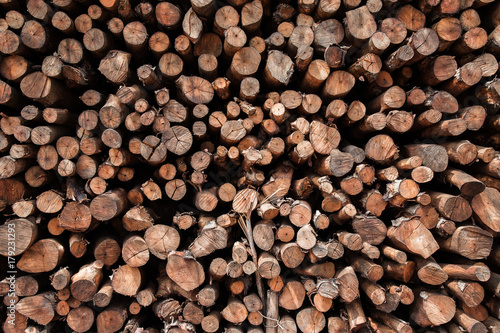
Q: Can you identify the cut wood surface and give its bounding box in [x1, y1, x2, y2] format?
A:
[0, 1, 499, 333]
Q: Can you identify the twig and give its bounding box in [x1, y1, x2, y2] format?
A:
[244, 213, 266, 304]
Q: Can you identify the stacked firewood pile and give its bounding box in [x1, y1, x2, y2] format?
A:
[1, 0, 500, 332]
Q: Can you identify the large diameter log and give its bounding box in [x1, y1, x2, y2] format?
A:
[96, 304, 128, 333]
[59, 202, 94, 232]
[471, 187, 500, 233]
[20, 72, 72, 107]
[111, 265, 143, 296]
[176, 75, 214, 105]
[94, 237, 121, 267]
[0, 218, 37, 257]
[309, 120, 340, 155]
[410, 290, 456, 326]
[296, 307, 326, 333]
[387, 216, 439, 259]
[188, 222, 228, 258]
[222, 297, 248, 324]
[365, 134, 398, 164]
[404, 144, 448, 172]
[15, 292, 56, 325]
[166, 251, 205, 291]
[230, 47, 261, 82]
[279, 280, 305, 311]
[322, 70, 355, 100]
[442, 169, 485, 197]
[98, 50, 132, 84]
[0, 79, 24, 108]
[428, 191, 472, 222]
[144, 225, 180, 260]
[263, 50, 294, 87]
[90, 188, 128, 221]
[70, 261, 103, 302]
[437, 226, 493, 260]
[335, 266, 359, 302]
[345, 6, 377, 45]
[232, 188, 259, 214]
[122, 235, 149, 267]
[351, 215, 387, 245]
[17, 239, 64, 273]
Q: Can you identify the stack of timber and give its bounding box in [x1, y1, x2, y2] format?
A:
[0, 0, 500, 332]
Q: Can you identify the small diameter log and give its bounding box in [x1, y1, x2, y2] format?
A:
[345, 299, 366, 331]
[361, 279, 386, 305]
[380, 245, 407, 264]
[349, 253, 384, 282]
[381, 260, 415, 283]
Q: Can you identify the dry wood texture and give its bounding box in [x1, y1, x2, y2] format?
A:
[0, 1, 499, 333]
